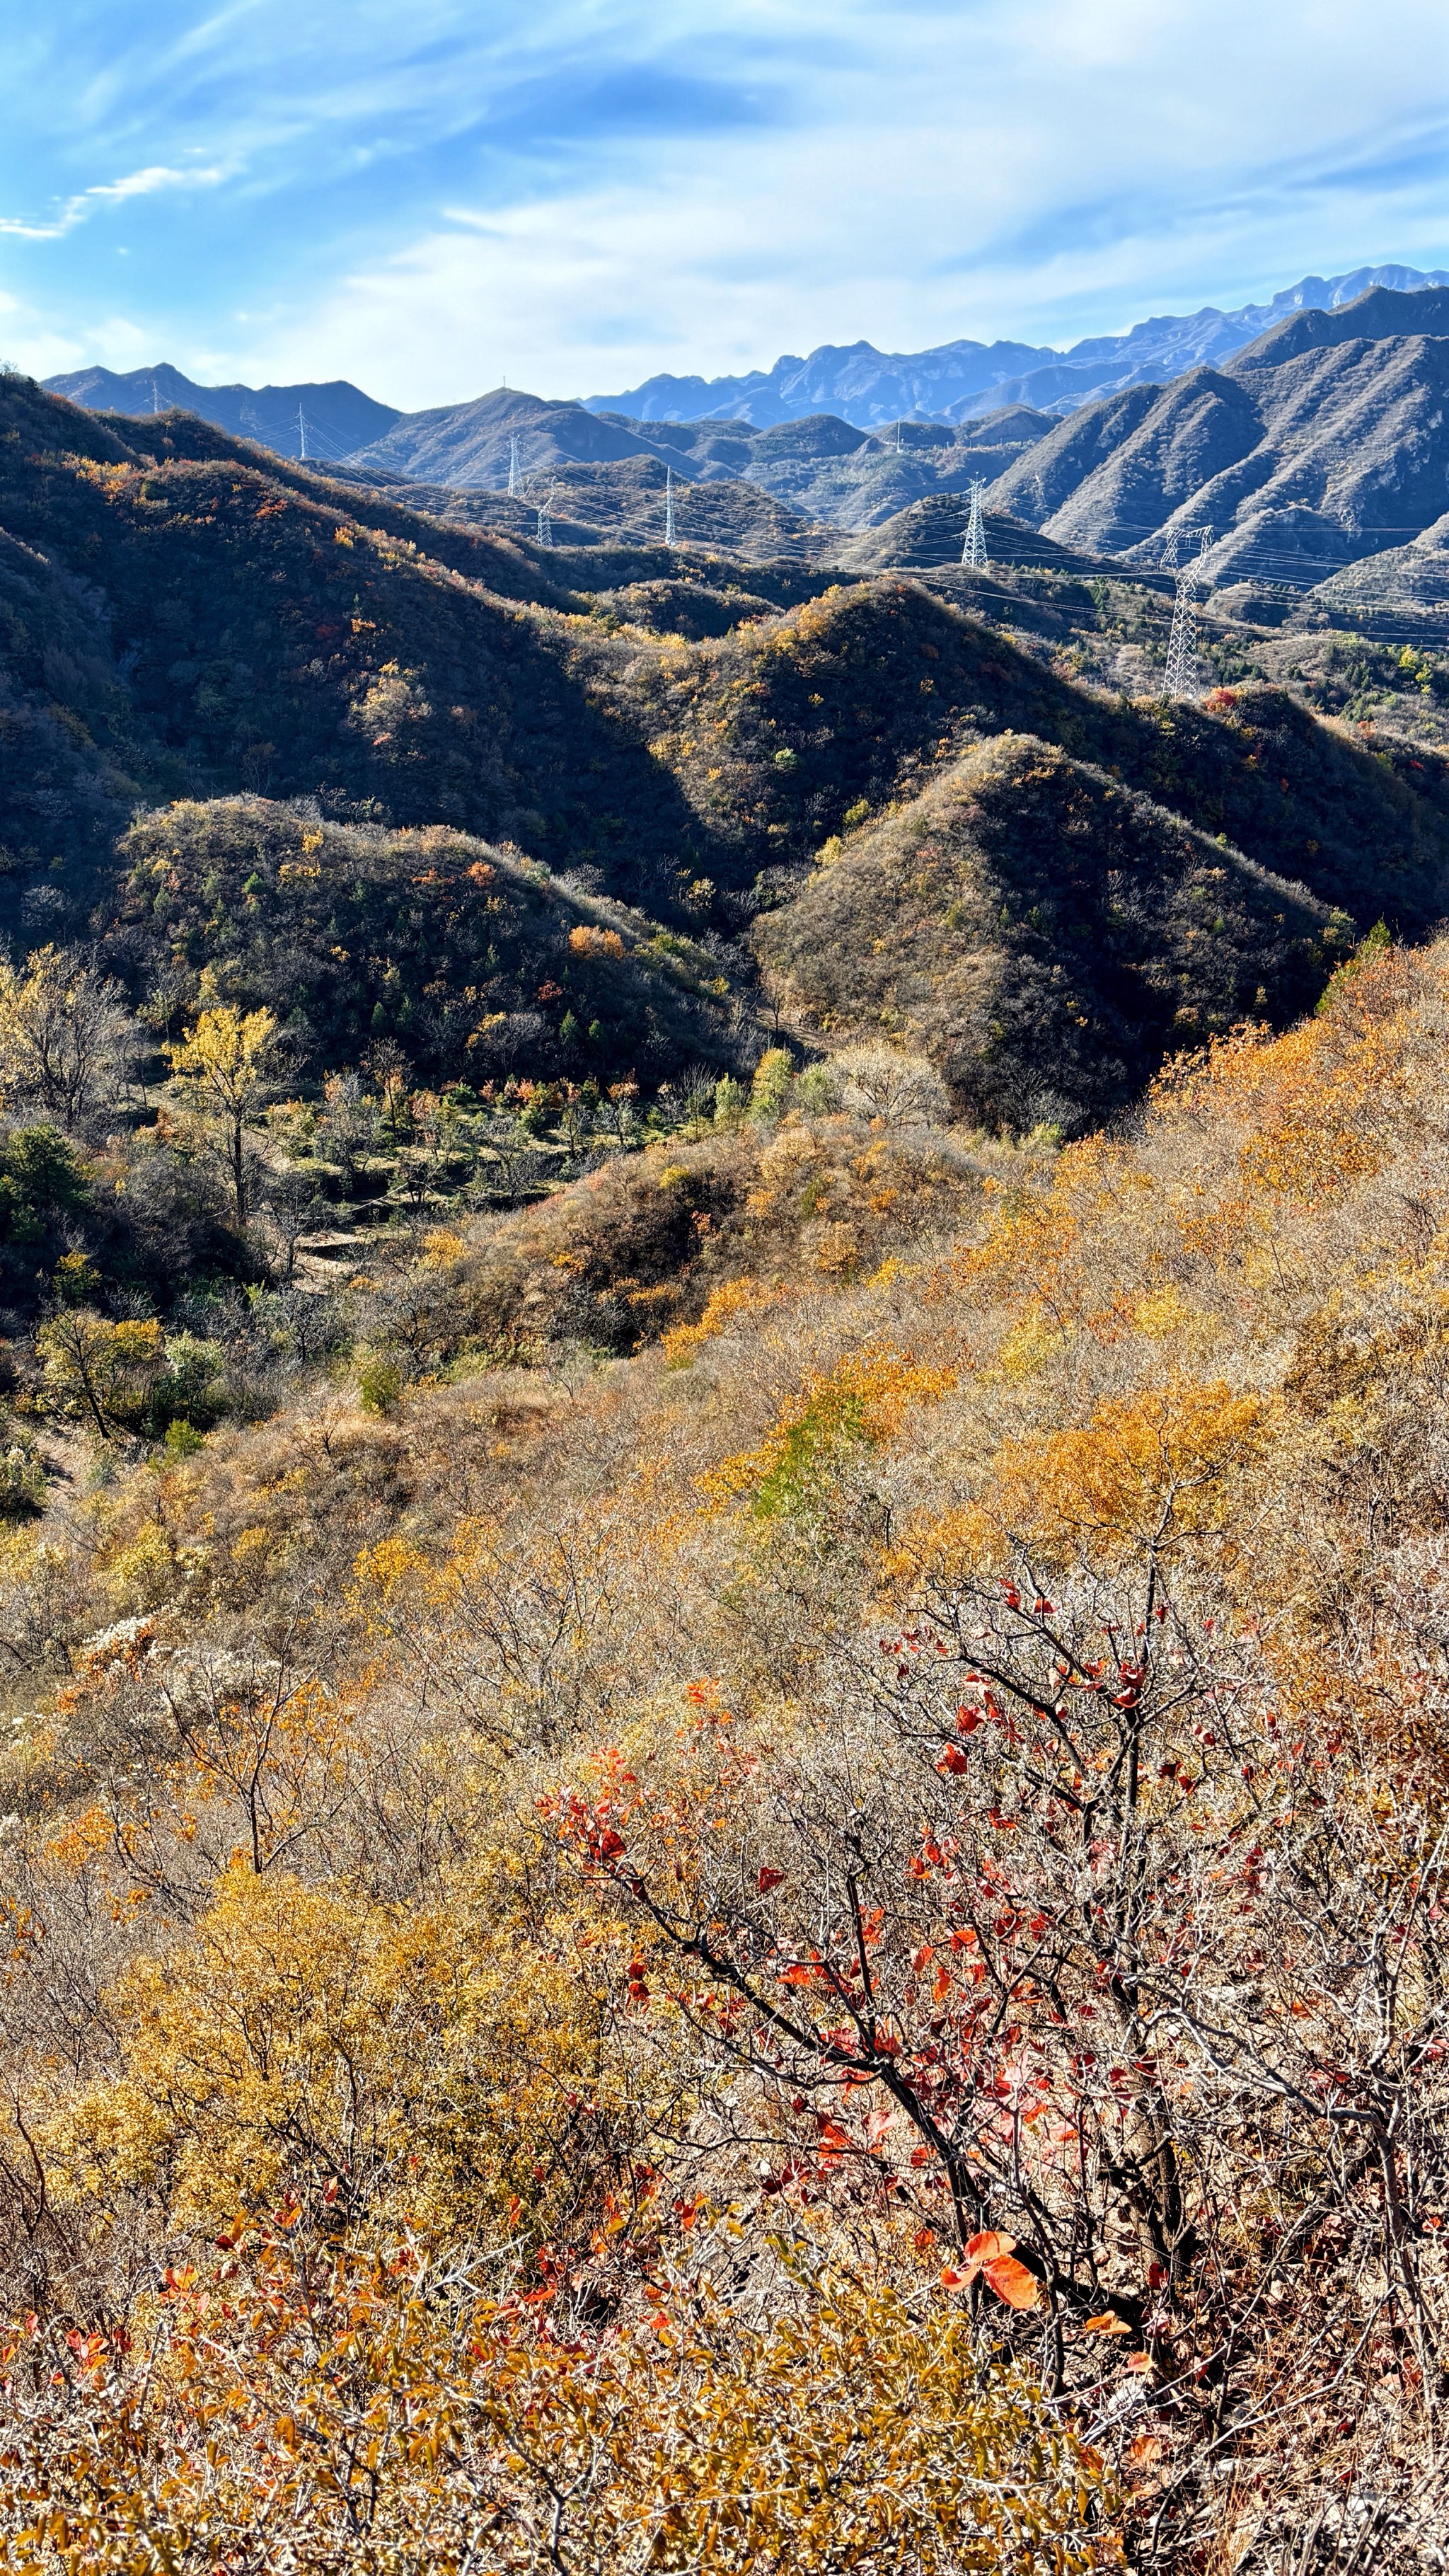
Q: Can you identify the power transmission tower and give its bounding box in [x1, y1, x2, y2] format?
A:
[961, 478, 989, 569]
[151, 376, 161, 416]
[507, 435, 519, 498]
[664, 463, 675, 546]
[1160, 528, 1180, 571]
[536, 483, 555, 548]
[896, 418, 904, 454]
[296, 403, 308, 461]
[1162, 528, 1213, 699]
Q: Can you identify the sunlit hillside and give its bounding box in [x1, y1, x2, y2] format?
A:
[2, 360, 1449, 2569]
[0, 936, 1443, 2564]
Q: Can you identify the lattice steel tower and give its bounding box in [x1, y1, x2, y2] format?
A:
[507, 435, 520, 498]
[1162, 528, 1213, 698]
[961, 478, 989, 569]
[665, 463, 676, 546]
[536, 483, 555, 548]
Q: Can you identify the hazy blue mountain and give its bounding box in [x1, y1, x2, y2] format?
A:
[584, 265, 1449, 427]
[582, 338, 1056, 429]
[39, 362, 399, 461]
[345, 386, 695, 485]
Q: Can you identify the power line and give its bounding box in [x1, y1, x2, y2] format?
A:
[961, 478, 989, 570]
[1162, 527, 1213, 698]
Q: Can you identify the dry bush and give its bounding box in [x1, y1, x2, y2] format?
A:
[8, 939, 1449, 2561]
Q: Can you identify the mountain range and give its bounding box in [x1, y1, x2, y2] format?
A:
[34, 263, 1449, 616]
[7, 368, 1449, 1132]
[38, 360, 400, 462]
[579, 265, 1449, 425]
[43, 263, 1449, 468]
[988, 284, 1449, 594]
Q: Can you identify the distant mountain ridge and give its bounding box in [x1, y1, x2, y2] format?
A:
[35, 262, 1449, 588]
[342, 386, 1053, 529]
[582, 265, 1449, 427]
[40, 361, 400, 461]
[39, 265, 1449, 474]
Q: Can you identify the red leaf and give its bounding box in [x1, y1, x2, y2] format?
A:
[757, 1866, 785, 1894]
[983, 2254, 1040, 2310]
[964, 2229, 1015, 2267]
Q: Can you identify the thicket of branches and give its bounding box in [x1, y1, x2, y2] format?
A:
[0, 940, 1447, 2567]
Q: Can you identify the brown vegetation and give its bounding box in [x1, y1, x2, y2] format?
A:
[0, 941, 1443, 2561]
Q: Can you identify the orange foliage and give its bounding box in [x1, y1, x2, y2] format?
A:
[661, 1275, 788, 1367]
[698, 1347, 957, 1516]
[890, 1378, 1263, 1582]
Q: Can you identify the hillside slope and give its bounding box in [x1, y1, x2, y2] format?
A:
[7, 374, 1449, 1115]
[988, 289, 1449, 587]
[752, 732, 1337, 1128]
[5, 936, 1449, 2558]
[110, 800, 741, 1087]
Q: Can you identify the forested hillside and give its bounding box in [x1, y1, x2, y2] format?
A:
[4, 363, 1449, 2566]
[1, 938, 1448, 2566]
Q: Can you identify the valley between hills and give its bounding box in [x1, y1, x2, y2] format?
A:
[3, 274, 1449, 2566]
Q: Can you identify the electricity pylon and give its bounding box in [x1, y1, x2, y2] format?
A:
[1162, 527, 1213, 699]
[961, 478, 989, 569]
[664, 463, 675, 546]
[507, 435, 520, 498]
[536, 483, 555, 548]
[296, 403, 308, 461]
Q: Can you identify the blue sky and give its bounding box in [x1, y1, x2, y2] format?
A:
[1, 0, 1447, 406]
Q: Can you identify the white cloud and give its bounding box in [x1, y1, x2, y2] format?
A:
[250, 0, 1449, 405]
[5, 0, 1449, 401]
[0, 160, 229, 241]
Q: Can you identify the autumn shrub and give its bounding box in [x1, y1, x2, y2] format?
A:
[0, 2231, 1117, 2574]
[9, 931, 1449, 2565]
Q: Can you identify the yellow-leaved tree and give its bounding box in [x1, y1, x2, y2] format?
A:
[164, 1004, 279, 1226]
[33, 1309, 163, 1442]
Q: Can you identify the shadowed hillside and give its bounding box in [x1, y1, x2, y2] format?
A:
[752, 732, 1339, 1129]
[108, 800, 744, 1088]
[6, 374, 1449, 1120]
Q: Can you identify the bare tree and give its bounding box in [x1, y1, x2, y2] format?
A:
[0, 945, 142, 1133]
[836, 1043, 950, 1128]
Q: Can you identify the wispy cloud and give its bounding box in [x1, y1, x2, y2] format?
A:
[0, 159, 229, 241]
[0, 0, 1446, 400]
